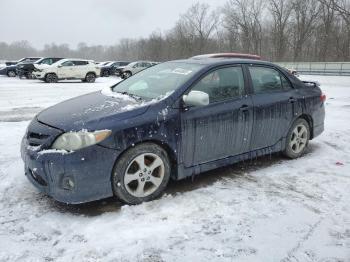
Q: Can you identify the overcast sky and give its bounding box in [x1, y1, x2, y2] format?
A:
[0, 0, 227, 49]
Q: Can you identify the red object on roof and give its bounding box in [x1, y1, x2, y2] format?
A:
[190, 53, 262, 60]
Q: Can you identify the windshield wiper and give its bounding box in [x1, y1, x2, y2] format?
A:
[116, 91, 143, 101]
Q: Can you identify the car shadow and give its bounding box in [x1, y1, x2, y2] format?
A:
[48, 144, 319, 217]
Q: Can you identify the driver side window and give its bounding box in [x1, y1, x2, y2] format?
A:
[191, 66, 245, 104]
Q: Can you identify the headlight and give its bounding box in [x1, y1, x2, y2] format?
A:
[52, 130, 111, 151]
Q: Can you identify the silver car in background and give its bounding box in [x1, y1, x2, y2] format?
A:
[121, 61, 158, 78]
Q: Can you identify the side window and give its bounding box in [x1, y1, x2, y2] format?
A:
[249, 66, 291, 93]
[61, 61, 74, 67]
[41, 58, 53, 65]
[280, 73, 292, 89]
[73, 61, 88, 66]
[191, 66, 245, 104]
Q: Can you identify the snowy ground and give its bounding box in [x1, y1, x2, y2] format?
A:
[0, 75, 349, 262]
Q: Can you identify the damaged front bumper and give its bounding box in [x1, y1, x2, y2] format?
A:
[21, 119, 118, 204]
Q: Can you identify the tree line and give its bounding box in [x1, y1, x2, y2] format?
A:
[1, 0, 349, 62]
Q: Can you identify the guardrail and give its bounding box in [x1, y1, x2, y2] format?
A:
[276, 62, 350, 75]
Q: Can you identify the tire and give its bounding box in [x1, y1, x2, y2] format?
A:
[7, 71, 16, 77]
[283, 118, 310, 159]
[112, 143, 171, 205]
[25, 73, 32, 79]
[124, 71, 132, 78]
[45, 73, 58, 83]
[85, 73, 96, 83]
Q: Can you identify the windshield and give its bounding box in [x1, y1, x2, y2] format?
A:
[112, 62, 204, 100]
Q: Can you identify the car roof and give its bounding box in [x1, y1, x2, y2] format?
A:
[170, 57, 274, 67]
[61, 58, 90, 61]
[190, 53, 262, 60]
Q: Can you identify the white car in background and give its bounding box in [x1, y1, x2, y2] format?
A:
[33, 59, 100, 83]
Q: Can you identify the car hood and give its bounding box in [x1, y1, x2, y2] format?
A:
[37, 89, 149, 131]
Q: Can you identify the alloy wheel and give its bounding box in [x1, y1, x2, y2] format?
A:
[86, 73, 95, 83]
[123, 153, 165, 198]
[289, 124, 308, 154]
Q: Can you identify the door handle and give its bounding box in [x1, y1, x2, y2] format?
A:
[289, 97, 297, 103]
[239, 105, 250, 112]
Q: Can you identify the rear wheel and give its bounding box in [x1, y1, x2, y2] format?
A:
[25, 72, 32, 79]
[124, 71, 132, 78]
[7, 71, 16, 77]
[283, 118, 310, 159]
[85, 73, 96, 83]
[45, 73, 58, 83]
[112, 143, 171, 204]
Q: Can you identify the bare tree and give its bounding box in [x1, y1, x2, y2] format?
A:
[316, 0, 336, 61]
[223, 0, 264, 54]
[180, 2, 219, 54]
[291, 0, 321, 61]
[269, 0, 293, 61]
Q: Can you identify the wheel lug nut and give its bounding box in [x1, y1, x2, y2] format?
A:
[147, 177, 150, 180]
[139, 173, 143, 177]
[141, 178, 145, 182]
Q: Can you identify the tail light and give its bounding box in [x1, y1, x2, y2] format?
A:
[320, 93, 326, 102]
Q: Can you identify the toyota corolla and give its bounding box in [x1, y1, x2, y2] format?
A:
[21, 58, 325, 204]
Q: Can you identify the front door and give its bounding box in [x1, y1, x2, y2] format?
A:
[58, 60, 75, 79]
[180, 65, 254, 167]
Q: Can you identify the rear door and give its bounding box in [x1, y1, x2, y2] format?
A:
[72, 60, 89, 78]
[180, 65, 254, 167]
[247, 65, 296, 150]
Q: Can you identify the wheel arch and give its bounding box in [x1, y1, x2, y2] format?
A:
[44, 72, 57, 78]
[298, 114, 314, 139]
[111, 139, 178, 181]
[86, 71, 96, 77]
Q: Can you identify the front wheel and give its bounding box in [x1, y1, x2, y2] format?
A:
[283, 118, 310, 159]
[45, 73, 58, 83]
[112, 143, 171, 204]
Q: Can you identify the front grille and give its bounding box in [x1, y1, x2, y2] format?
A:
[27, 132, 50, 146]
[25, 119, 62, 149]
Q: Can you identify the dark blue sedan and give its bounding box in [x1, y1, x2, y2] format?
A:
[21, 58, 325, 204]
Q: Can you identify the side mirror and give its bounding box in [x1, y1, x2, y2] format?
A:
[183, 91, 209, 107]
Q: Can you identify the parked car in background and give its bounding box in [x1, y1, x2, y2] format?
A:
[97, 61, 112, 66]
[33, 58, 100, 83]
[114, 62, 132, 77]
[190, 53, 262, 60]
[100, 61, 130, 77]
[4, 57, 39, 66]
[0, 57, 41, 77]
[287, 68, 299, 76]
[21, 58, 325, 205]
[121, 61, 158, 79]
[17, 57, 64, 79]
